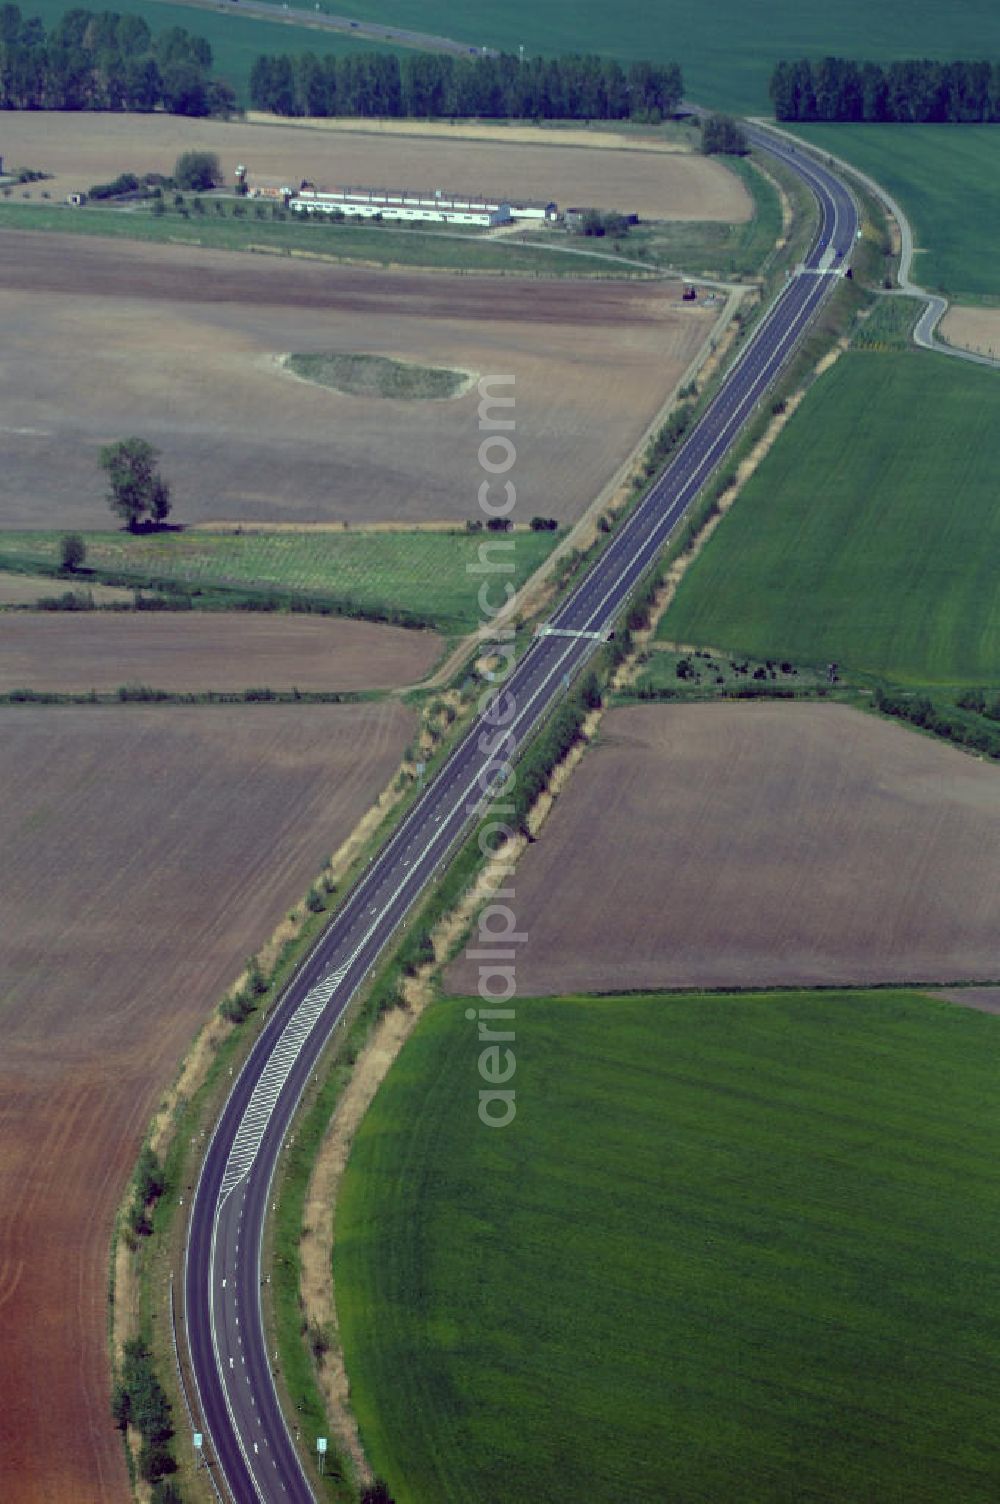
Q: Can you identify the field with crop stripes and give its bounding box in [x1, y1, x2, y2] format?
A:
[0, 529, 559, 632]
[335, 989, 1000, 1503]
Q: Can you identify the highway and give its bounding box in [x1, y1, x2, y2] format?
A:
[183, 127, 858, 1503]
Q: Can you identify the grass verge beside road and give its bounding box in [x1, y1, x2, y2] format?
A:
[335, 987, 1000, 1504]
[0, 528, 561, 634]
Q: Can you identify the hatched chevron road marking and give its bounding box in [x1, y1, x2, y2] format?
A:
[218, 962, 350, 1202]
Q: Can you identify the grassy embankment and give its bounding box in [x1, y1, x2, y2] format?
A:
[659, 322, 1000, 710]
[0, 198, 635, 276]
[789, 123, 1000, 304]
[335, 987, 1000, 1504]
[0, 528, 560, 634]
[286, 0, 1000, 112]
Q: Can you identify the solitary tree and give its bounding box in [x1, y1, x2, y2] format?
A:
[100, 439, 172, 530]
[173, 148, 222, 191]
[701, 113, 748, 155]
[59, 532, 86, 571]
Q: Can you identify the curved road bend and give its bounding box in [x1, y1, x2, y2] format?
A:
[184, 130, 858, 1503]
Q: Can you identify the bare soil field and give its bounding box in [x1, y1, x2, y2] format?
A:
[445, 702, 1000, 996]
[0, 612, 441, 692]
[0, 700, 412, 1503]
[933, 987, 1000, 1015]
[0, 231, 713, 529]
[3, 112, 750, 222]
[0, 573, 132, 605]
[940, 304, 1000, 360]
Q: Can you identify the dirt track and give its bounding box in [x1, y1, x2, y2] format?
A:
[0, 232, 713, 530]
[0, 700, 412, 1504]
[0, 612, 441, 692]
[445, 702, 1000, 995]
[2, 112, 750, 222]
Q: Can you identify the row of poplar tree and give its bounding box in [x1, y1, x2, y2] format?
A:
[0, 3, 234, 114]
[249, 50, 683, 123]
[771, 57, 1000, 123]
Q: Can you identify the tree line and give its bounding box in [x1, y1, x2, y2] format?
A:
[250, 48, 682, 122]
[0, 3, 234, 114]
[770, 56, 1000, 123]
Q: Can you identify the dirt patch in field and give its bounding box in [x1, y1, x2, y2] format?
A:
[0, 573, 133, 606]
[445, 702, 1000, 996]
[0, 612, 441, 692]
[0, 231, 712, 530]
[2, 112, 749, 223]
[939, 305, 1000, 360]
[0, 700, 413, 1504]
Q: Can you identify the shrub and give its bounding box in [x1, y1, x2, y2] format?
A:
[88, 172, 140, 201]
[174, 149, 222, 192]
[59, 533, 87, 572]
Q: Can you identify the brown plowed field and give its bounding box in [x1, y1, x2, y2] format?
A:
[445, 702, 1000, 996]
[933, 987, 1000, 1015]
[1, 112, 750, 222]
[0, 232, 713, 530]
[1, 230, 714, 531]
[0, 701, 412, 1503]
[0, 612, 441, 692]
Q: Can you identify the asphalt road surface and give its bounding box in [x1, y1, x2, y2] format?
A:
[183, 127, 858, 1503]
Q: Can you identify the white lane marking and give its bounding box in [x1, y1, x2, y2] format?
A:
[202, 169, 848, 1503]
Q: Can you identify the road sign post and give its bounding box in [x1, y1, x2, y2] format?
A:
[317, 1436, 327, 1476]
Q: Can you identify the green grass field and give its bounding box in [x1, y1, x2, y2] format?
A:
[335, 988, 1000, 1503]
[19, 0, 402, 102]
[790, 125, 1000, 303]
[300, 0, 1000, 113]
[659, 346, 1000, 687]
[286, 352, 469, 399]
[0, 201, 623, 276]
[0, 528, 558, 632]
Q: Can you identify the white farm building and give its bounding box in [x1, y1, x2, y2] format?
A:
[289, 185, 558, 227]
